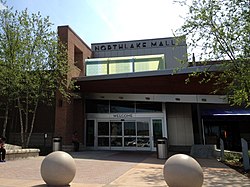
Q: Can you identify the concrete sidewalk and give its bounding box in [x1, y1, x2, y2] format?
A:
[0, 151, 249, 187]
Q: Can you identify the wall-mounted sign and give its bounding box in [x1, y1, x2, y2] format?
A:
[92, 37, 186, 52]
[112, 114, 133, 118]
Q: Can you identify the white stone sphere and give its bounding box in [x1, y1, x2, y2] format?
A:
[40, 151, 76, 186]
[163, 154, 203, 187]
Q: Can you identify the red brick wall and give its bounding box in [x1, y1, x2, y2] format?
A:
[73, 99, 84, 144]
[55, 26, 92, 144]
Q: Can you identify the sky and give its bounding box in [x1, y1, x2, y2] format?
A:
[5, 0, 188, 48]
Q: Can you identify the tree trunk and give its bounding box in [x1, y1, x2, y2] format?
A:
[25, 100, 38, 148]
[17, 98, 25, 148]
[2, 102, 9, 138]
[24, 93, 29, 147]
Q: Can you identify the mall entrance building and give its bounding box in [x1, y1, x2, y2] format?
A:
[52, 26, 249, 152]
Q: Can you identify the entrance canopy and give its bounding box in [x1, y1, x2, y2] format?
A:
[202, 109, 250, 116]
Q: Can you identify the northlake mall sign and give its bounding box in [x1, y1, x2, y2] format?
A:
[91, 37, 186, 52]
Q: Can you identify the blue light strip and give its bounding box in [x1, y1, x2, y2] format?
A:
[203, 109, 250, 116]
[213, 113, 250, 116]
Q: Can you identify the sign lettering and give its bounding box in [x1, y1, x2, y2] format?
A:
[92, 38, 185, 52]
[112, 114, 133, 118]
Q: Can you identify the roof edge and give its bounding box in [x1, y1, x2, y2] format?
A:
[58, 25, 92, 51]
[76, 64, 222, 82]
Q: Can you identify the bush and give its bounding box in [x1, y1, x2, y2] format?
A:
[224, 152, 241, 163]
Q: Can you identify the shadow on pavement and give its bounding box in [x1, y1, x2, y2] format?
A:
[203, 167, 250, 186]
[197, 158, 229, 168]
[196, 158, 250, 186]
[32, 185, 70, 187]
[68, 150, 163, 164]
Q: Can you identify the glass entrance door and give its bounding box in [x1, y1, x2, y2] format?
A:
[110, 121, 123, 148]
[136, 121, 150, 149]
[96, 119, 151, 150]
[123, 120, 151, 150]
[124, 121, 136, 148]
[152, 119, 163, 151]
[97, 121, 109, 148]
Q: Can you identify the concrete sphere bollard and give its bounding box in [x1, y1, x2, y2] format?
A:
[163, 154, 203, 187]
[40, 151, 76, 186]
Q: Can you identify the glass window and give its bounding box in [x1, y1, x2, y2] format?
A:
[85, 54, 165, 76]
[110, 122, 122, 136]
[86, 59, 108, 76]
[134, 55, 165, 72]
[137, 138, 150, 147]
[109, 58, 133, 74]
[86, 100, 109, 113]
[124, 137, 136, 147]
[98, 137, 109, 146]
[137, 121, 149, 136]
[110, 101, 135, 113]
[98, 122, 109, 136]
[111, 137, 122, 146]
[124, 122, 136, 136]
[136, 102, 162, 112]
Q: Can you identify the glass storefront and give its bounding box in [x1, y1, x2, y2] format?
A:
[85, 99, 166, 151]
[88, 119, 154, 150]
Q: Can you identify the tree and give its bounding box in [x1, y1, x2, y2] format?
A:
[0, 6, 20, 138]
[0, 2, 73, 147]
[176, 0, 250, 107]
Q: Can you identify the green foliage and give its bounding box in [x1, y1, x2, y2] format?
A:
[0, 1, 74, 147]
[176, 0, 250, 107]
[224, 152, 241, 163]
[0, 7, 71, 104]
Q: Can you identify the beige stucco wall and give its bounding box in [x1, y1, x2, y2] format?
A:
[167, 103, 194, 146]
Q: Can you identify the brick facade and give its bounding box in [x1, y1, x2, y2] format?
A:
[55, 26, 92, 144]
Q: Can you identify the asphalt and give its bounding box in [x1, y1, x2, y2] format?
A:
[0, 151, 249, 187]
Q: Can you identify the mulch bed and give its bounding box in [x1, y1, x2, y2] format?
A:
[223, 161, 250, 178]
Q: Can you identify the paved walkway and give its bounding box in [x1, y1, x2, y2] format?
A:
[0, 151, 249, 187]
